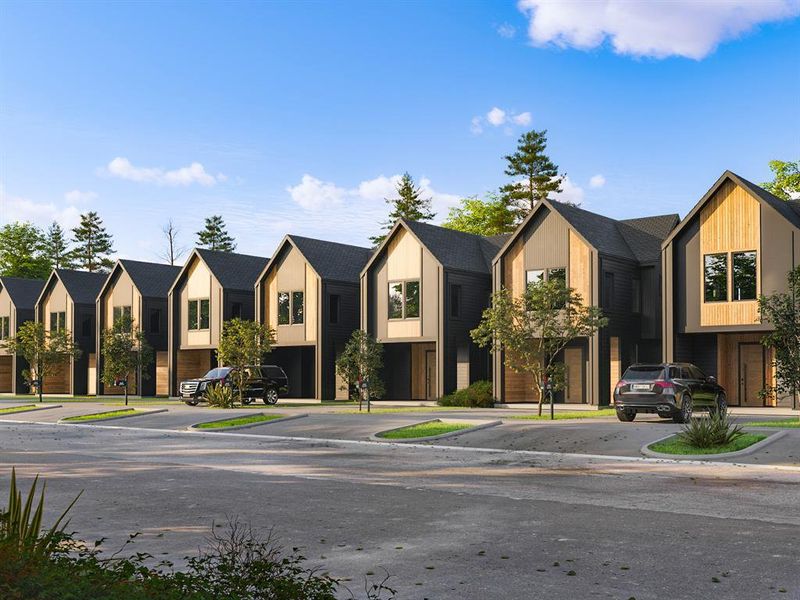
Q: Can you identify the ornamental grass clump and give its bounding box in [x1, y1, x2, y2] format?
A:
[205, 383, 236, 409]
[678, 412, 744, 448]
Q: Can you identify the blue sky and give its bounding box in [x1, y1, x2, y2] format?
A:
[1, 1, 799, 262]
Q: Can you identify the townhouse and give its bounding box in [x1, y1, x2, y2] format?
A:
[255, 235, 372, 400]
[168, 249, 269, 396]
[35, 269, 106, 395]
[662, 171, 800, 407]
[0, 277, 46, 394]
[360, 219, 506, 400]
[491, 199, 678, 405]
[96, 259, 180, 396]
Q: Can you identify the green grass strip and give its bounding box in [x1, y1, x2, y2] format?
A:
[341, 406, 481, 415]
[0, 404, 37, 414]
[649, 433, 766, 455]
[63, 408, 139, 422]
[378, 420, 474, 439]
[508, 409, 617, 420]
[195, 413, 285, 429]
[742, 419, 800, 428]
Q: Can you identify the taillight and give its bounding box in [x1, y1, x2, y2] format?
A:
[615, 380, 627, 390]
[652, 380, 674, 395]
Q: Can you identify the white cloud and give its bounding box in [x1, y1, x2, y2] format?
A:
[64, 189, 97, 203]
[589, 174, 606, 188]
[0, 184, 82, 229]
[472, 107, 532, 134]
[496, 22, 517, 38]
[552, 176, 585, 206]
[517, 0, 800, 60]
[487, 107, 507, 126]
[512, 111, 532, 126]
[104, 157, 226, 186]
[286, 174, 349, 210]
[470, 116, 484, 135]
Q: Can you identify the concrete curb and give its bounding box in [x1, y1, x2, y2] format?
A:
[188, 412, 308, 432]
[371, 418, 502, 443]
[59, 408, 168, 424]
[0, 404, 62, 416]
[641, 429, 787, 460]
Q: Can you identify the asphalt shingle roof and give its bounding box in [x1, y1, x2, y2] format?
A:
[402, 219, 501, 274]
[119, 260, 181, 298]
[288, 236, 372, 283]
[55, 269, 107, 304]
[0, 277, 45, 309]
[196, 249, 269, 291]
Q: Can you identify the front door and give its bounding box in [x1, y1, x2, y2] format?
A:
[739, 343, 765, 407]
[563, 347, 584, 403]
[425, 350, 436, 401]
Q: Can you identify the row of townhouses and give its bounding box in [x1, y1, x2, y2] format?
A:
[1, 171, 798, 407]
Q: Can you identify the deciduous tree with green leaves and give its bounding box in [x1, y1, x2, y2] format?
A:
[0, 222, 51, 279]
[762, 159, 800, 200]
[100, 313, 153, 405]
[71, 212, 115, 272]
[500, 129, 564, 221]
[441, 193, 516, 236]
[471, 278, 607, 416]
[1, 321, 81, 402]
[41, 222, 75, 270]
[371, 172, 435, 246]
[335, 330, 385, 404]
[197, 215, 237, 252]
[216, 318, 276, 405]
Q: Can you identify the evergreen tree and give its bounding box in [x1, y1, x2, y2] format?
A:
[196, 215, 236, 252]
[0, 222, 50, 279]
[71, 211, 115, 272]
[500, 129, 564, 221]
[371, 172, 435, 246]
[41, 222, 75, 269]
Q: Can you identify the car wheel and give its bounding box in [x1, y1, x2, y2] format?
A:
[616, 409, 636, 422]
[673, 393, 693, 424]
[263, 388, 279, 405]
[714, 393, 727, 417]
[184, 398, 199, 407]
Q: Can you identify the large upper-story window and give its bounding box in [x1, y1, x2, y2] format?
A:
[703, 254, 728, 302]
[188, 298, 210, 330]
[704, 251, 757, 303]
[525, 267, 566, 287]
[732, 251, 757, 301]
[113, 305, 132, 327]
[0, 316, 9, 340]
[277, 291, 304, 325]
[49, 311, 66, 332]
[388, 280, 420, 320]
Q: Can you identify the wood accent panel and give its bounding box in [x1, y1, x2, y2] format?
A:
[305, 265, 317, 343]
[387, 319, 421, 338]
[156, 352, 169, 396]
[503, 239, 525, 297]
[87, 353, 96, 396]
[503, 366, 538, 403]
[42, 362, 70, 395]
[456, 346, 469, 390]
[609, 337, 620, 404]
[176, 349, 211, 384]
[716, 333, 775, 407]
[266, 271, 277, 330]
[563, 347, 583, 404]
[411, 342, 435, 400]
[0, 356, 12, 392]
[700, 181, 761, 327]
[387, 229, 421, 281]
[568, 230, 592, 304]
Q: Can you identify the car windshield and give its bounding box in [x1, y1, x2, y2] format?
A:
[623, 366, 664, 381]
[204, 368, 232, 379]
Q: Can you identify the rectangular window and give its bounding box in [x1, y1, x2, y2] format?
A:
[149, 308, 161, 333]
[604, 272, 615, 307]
[188, 300, 198, 330]
[704, 253, 728, 302]
[0, 316, 9, 339]
[113, 305, 132, 327]
[450, 284, 462, 318]
[388, 280, 420, 319]
[388, 282, 404, 319]
[277, 292, 290, 325]
[199, 299, 210, 329]
[187, 299, 210, 330]
[231, 302, 242, 319]
[732, 251, 757, 301]
[329, 294, 340, 324]
[291, 291, 304, 324]
[405, 281, 420, 318]
[526, 270, 544, 285]
[632, 279, 641, 313]
[81, 315, 93, 338]
[49, 311, 66, 332]
[547, 267, 567, 287]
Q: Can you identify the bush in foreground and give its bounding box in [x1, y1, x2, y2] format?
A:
[678, 412, 744, 448]
[437, 380, 495, 408]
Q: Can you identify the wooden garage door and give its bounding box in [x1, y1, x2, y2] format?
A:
[0, 356, 12, 393]
[504, 366, 539, 402]
[43, 362, 70, 395]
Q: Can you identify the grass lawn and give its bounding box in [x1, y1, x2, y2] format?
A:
[0, 404, 37, 414]
[195, 413, 285, 429]
[508, 408, 617, 420]
[341, 406, 483, 415]
[743, 419, 800, 428]
[378, 420, 474, 439]
[649, 433, 766, 455]
[63, 408, 139, 422]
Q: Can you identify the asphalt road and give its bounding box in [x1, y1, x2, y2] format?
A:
[1, 419, 798, 600]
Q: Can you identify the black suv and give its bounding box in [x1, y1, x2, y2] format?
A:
[613, 363, 726, 423]
[180, 366, 289, 406]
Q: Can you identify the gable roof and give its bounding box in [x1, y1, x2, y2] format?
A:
[0, 277, 45, 310]
[47, 269, 107, 305]
[402, 219, 502, 273]
[663, 170, 800, 247]
[189, 249, 269, 292]
[119, 260, 182, 298]
[277, 236, 373, 283]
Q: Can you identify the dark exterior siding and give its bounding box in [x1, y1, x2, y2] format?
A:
[381, 343, 411, 400]
[320, 280, 360, 400]
[72, 303, 96, 395]
[674, 333, 717, 377]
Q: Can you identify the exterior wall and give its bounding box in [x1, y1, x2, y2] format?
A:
[0, 287, 15, 353]
[320, 280, 361, 400]
[179, 258, 220, 348]
[37, 278, 74, 394]
[98, 269, 142, 395]
[263, 246, 319, 347]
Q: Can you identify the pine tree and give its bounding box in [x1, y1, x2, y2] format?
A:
[0, 222, 51, 279]
[371, 172, 435, 246]
[500, 129, 564, 221]
[41, 222, 75, 269]
[71, 212, 115, 272]
[196, 215, 236, 252]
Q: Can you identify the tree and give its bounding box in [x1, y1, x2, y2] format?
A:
[371, 172, 435, 246]
[335, 330, 385, 404]
[471, 278, 607, 416]
[159, 219, 187, 265]
[216, 318, 276, 405]
[762, 159, 800, 200]
[197, 215, 236, 252]
[71, 212, 114, 272]
[759, 266, 800, 413]
[100, 313, 154, 405]
[0, 222, 51, 279]
[41, 222, 75, 270]
[441, 193, 517, 236]
[0, 321, 81, 402]
[500, 129, 564, 221]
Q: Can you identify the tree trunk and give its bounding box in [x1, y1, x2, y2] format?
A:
[536, 384, 543, 416]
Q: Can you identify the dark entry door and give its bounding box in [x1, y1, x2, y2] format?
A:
[425, 350, 436, 401]
[739, 343, 765, 407]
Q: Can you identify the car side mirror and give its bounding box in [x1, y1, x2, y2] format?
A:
[706, 375, 716, 383]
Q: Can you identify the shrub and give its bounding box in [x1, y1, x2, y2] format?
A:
[437, 380, 495, 408]
[204, 383, 236, 409]
[678, 412, 745, 448]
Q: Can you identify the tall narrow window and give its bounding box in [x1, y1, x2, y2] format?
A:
[291, 291, 304, 324]
[149, 308, 161, 333]
[388, 282, 403, 319]
[405, 281, 420, 318]
[704, 254, 728, 302]
[81, 315, 93, 337]
[732, 251, 757, 300]
[199, 299, 210, 329]
[329, 294, 340, 324]
[450, 284, 462, 318]
[278, 292, 290, 325]
[604, 272, 615, 307]
[0, 316, 9, 339]
[188, 300, 199, 330]
[231, 302, 243, 319]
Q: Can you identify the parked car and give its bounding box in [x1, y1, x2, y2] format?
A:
[179, 366, 289, 406]
[613, 363, 726, 423]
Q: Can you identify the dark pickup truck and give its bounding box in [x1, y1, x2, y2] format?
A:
[179, 365, 289, 406]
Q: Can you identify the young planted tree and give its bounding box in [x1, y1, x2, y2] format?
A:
[71, 212, 115, 272]
[762, 159, 799, 200]
[216, 318, 276, 406]
[1, 321, 81, 402]
[41, 222, 75, 270]
[371, 172, 435, 246]
[159, 219, 187, 265]
[500, 129, 564, 221]
[0, 222, 50, 279]
[441, 193, 516, 236]
[197, 215, 237, 252]
[100, 313, 153, 405]
[759, 265, 800, 413]
[335, 330, 385, 407]
[471, 278, 607, 416]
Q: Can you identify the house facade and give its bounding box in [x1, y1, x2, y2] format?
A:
[492, 200, 678, 405]
[361, 219, 504, 400]
[168, 249, 269, 396]
[34, 269, 106, 395]
[255, 235, 372, 400]
[0, 277, 46, 395]
[96, 259, 180, 396]
[662, 171, 800, 407]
